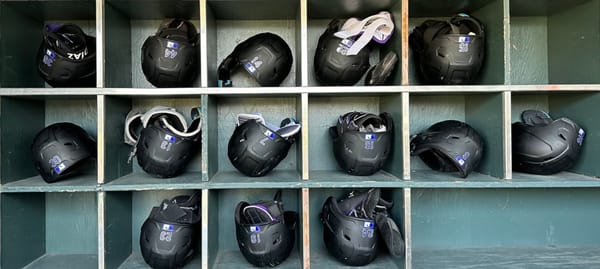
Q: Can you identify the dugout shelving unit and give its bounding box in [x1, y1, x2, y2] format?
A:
[2, 0, 600, 268]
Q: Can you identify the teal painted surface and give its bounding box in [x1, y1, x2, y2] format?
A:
[106, 0, 199, 20]
[511, 93, 549, 121]
[102, 172, 203, 191]
[46, 192, 97, 254]
[46, 98, 97, 137]
[548, 0, 600, 83]
[306, 19, 329, 86]
[381, 94, 404, 178]
[215, 20, 297, 87]
[22, 254, 97, 269]
[1, 193, 45, 269]
[1, 174, 98, 192]
[308, 188, 405, 268]
[510, 17, 548, 84]
[413, 247, 600, 269]
[307, 170, 403, 187]
[116, 252, 200, 269]
[549, 93, 600, 176]
[209, 170, 301, 189]
[409, 0, 495, 17]
[213, 249, 302, 269]
[208, 0, 297, 20]
[215, 96, 299, 173]
[308, 96, 380, 171]
[1, 97, 44, 183]
[308, 0, 399, 19]
[105, 192, 133, 269]
[207, 189, 219, 268]
[104, 96, 133, 183]
[412, 188, 600, 249]
[472, 0, 505, 85]
[204, 95, 218, 180]
[510, 0, 591, 16]
[465, 93, 503, 178]
[105, 3, 132, 88]
[206, 7, 217, 86]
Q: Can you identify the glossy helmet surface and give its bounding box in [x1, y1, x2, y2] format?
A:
[410, 13, 485, 84]
[410, 120, 483, 178]
[512, 110, 585, 175]
[329, 112, 393, 176]
[218, 32, 293, 87]
[142, 19, 200, 87]
[31, 122, 96, 183]
[37, 23, 96, 87]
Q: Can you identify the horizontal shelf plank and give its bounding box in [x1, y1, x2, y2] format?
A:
[306, 170, 406, 188]
[413, 246, 600, 269]
[116, 252, 200, 269]
[311, 252, 403, 268]
[22, 254, 97, 269]
[101, 172, 204, 191]
[207, 170, 302, 189]
[1, 175, 98, 193]
[212, 249, 302, 269]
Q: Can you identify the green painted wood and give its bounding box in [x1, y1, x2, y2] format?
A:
[381, 93, 404, 178]
[208, 0, 297, 20]
[308, 0, 399, 19]
[548, 0, 600, 83]
[22, 254, 97, 269]
[215, 20, 297, 87]
[510, 17, 549, 84]
[308, 188, 405, 268]
[207, 189, 219, 268]
[308, 95, 380, 171]
[307, 170, 403, 188]
[412, 188, 600, 249]
[548, 92, 600, 176]
[204, 95, 218, 180]
[105, 3, 132, 88]
[1, 174, 97, 193]
[1, 97, 44, 183]
[101, 172, 204, 191]
[104, 96, 134, 183]
[409, 0, 495, 17]
[510, 0, 591, 16]
[413, 247, 600, 269]
[205, 6, 218, 87]
[106, 0, 199, 20]
[511, 93, 549, 121]
[105, 191, 133, 269]
[46, 192, 97, 254]
[465, 93, 503, 178]
[213, 249, 302, 269]
[215, 96, 299, 174]
[209, 170, 301, 189]
[116, 252, 201, 269]
[1, 193, 45, 269]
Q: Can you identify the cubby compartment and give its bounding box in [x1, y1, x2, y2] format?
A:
[307, 93, 404, 184]
[205, 0, 300, 87]
[411, 188, 600, 268]
[0, 0, 96, 88]
[204, 188, 303, 268]
[408, 0, 505, 85]
[307, 0, 403, 86]
[1, 191, 98, 269]
[511, 92, 600, 184]
[0, 95, 98, 191]
[103, 189, 201, 269]
[104, 0, 201, 88]
[102, 95, 203, 190]
[409, 92, 504, 184]
[204, 94, 302, 185]
[308, 187, 405, 268]
[510, 0, 600, 84]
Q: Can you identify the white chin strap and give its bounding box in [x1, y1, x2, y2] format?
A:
[236, 113, 301, 139]
[124, 106, 202, 145]
[334, 11, 394, 56]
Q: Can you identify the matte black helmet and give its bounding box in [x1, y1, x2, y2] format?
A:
[410, 13, 485, 84]
[31, 122, 96, 183]
[142, 18, 200, 87]
[228, 116, 300, 177]
[410, 120, 483, 178]
[135, 107, 201, 178]
[235, 190, 298, 267]
[314, 19, 370, 86]
[140, 192, 201, 269]
[37, 23, 96, 87]
[329, 112, 393, 176]
[321, 189, 383, 266]
[512, 110, 585, 175]
[218, 32, 293, 87]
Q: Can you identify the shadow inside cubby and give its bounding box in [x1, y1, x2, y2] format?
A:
[307, 0, 403, 86]
[104, 0, 201, 88]
[408, 0, 505, 85]
[0, 0, 96, 88]
[509, 0, 600, 84]
[102, 95, 203, 190]
[0, 96, 98, 191]
[1, 192, 98, 269]
[205, 188, 303, 268]
[104, 189, 202, 269]
[205, 0, 300, 87]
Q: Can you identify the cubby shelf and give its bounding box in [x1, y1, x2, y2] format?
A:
[2, 0, 600, 269]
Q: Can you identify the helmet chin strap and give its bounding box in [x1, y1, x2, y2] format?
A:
[217, 53, 236, 87]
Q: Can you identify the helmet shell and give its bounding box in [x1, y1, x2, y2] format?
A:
[410, 120, 484, 178]
[314, 19, 370, 86]
[321, 196, 379, 266]
[141, 19, 200, 87]
[228, 120, 293, 177]
[136, 121, 200, 178]
[512, 117, 585, 175]
[31, 122, 96, 183]
[37, 23, 96, 87]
